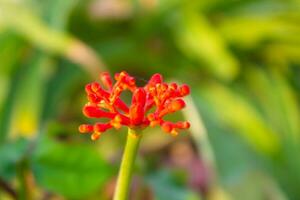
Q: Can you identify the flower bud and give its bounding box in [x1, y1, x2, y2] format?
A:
[130, 88, 146, 125]
[168, 99, 185, 112]
[180, 84, 190, 96]
[100, 72, 113, 89]
[91, 132, 101, 140]
[79, 124, 94, 133]
[83, 105, 115, 118]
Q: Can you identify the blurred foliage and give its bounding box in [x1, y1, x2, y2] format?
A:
[0, 0, 300, 199]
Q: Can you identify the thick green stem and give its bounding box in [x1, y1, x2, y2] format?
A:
[113, 128, 142, 200]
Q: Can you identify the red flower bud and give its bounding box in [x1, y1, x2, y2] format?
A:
[94, 123, 112, 132]
[180, 84, 190, 96]
[149, 73, 163, 85]
[83, 105, 115, 118]
[130, 88, 146, 125]
[91, 82, 101, 92]
[100, 72, 113, 90]
[161, 122, 173, 133]
[85, 84, 93, 94]
[87, 94, 100, 104]
[169, 83, 178, 90]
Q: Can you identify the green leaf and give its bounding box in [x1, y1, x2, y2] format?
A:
[10, 52, 49, 138]
[0, 1, 104, 75]
[147, 170, 201, 200]
[34, 0, 79, 30]
[227, 171, 287, 200]
[173, 9, 239, 80]
[193, 97, 261, 183]
[246, 68, 300, 140]
[198, 82, 279, 155]
[31, 138, 114, 199]
[0, 138, 29, 181]
[41, 62, 84, 121]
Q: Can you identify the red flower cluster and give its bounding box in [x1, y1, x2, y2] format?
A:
[79, 71, 190, 140]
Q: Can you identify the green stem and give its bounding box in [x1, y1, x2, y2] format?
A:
[113, 128, 142, 200]
[17, 160, 31, 200]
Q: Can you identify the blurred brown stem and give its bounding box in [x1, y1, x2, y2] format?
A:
[0, 177, 17, 199]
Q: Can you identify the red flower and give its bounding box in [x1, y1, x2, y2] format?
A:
[79, 71, 190, 140]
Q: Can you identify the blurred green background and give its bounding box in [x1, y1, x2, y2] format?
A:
[0, 0, 300, 199]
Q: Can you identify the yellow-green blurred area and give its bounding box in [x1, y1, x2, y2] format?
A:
[0, 0, 300, 199]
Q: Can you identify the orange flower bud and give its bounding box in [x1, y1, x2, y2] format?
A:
[91, 132, 101, 140]
[168, 99, 185, 112]
[79, 124, 94, 133]
[161, 122, 173, 133]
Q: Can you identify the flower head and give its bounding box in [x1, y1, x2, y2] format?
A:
[79, 71, 190, 140]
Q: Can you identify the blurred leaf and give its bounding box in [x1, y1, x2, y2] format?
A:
[246, 68, 300, 199]
[0, 69, 22, 144]
[0, 76, 8, 110]
[10, 52, 49, 138]
[220, 16, 300, 49]
[198, 83, 279, 155]
[227, 171, 287, 200]
[182, 95, 217, 177]
[173, 9, 239, 80]
[31, 137, 114, 199]
[193, 93, 271, 199]
[0, 31, 26, 114]
[35, 0, 79, 30]
[264, 43, 300, 66]
[0, 0, 105, 75]
[0, 0, 72, 54]
[42, 61, 84, 121]
[197, 107, 261, 184]
[0, 31, 26, 76]
[0, 138, 29, 181]
[147, 170, 201, 200]
[246, 68, 300, 140]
